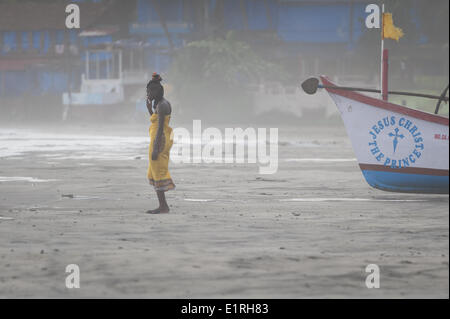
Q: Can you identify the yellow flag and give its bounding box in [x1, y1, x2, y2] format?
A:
[383, 13, 404, 41]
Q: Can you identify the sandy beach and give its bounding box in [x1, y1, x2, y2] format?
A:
[0, 122, 448, 298]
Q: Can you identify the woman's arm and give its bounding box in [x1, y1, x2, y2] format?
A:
[152, 101, 169, 160]
[146, 97, 153, 116]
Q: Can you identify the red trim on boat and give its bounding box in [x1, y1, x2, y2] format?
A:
[320, 76, 449, 126]
[359, 164, 449, 176]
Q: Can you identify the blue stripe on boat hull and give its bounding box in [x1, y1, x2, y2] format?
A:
[361, 170, 449, 194]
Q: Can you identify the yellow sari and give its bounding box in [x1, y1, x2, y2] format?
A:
[147, 113, 175, 191]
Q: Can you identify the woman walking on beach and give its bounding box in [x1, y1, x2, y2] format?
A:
[145, 73, 175, 214]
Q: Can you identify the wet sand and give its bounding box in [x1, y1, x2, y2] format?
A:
[0, 123, 448, 298]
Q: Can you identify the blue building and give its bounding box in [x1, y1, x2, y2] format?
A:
[0, 0, 437, 100]
[0, 0, 123, 99]
[129, 0, 369, 74]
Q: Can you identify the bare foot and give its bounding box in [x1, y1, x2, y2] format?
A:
[145, 207, 169, 214]
[159, 207, 169, 214]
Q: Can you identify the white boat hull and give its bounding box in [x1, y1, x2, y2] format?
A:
[322, 76, 449, 194]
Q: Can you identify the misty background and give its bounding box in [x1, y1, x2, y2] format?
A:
[0, 0, 448, 126]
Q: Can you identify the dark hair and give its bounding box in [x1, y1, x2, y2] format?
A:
[147, 72, 164, 100]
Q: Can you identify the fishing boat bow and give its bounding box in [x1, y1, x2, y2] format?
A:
[320, 76, 449, 194]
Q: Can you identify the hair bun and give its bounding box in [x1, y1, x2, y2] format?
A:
[152, 72, 162, 82]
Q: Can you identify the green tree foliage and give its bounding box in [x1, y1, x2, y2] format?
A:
[168, 31, 282, 118]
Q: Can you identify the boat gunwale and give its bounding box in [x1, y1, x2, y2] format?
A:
[320, 76, 449, 126]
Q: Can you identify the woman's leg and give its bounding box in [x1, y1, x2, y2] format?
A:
[156, 190, 169, 213]
[146, 190, 169, 214]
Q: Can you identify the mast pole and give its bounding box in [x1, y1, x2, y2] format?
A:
[380, 3, 385, 100]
